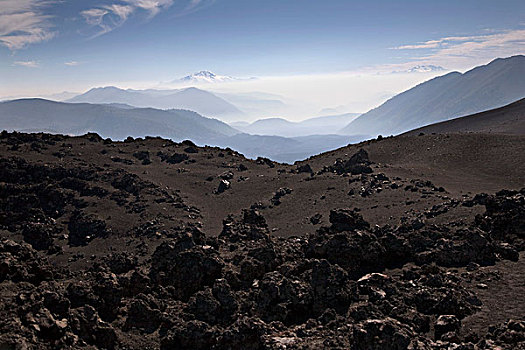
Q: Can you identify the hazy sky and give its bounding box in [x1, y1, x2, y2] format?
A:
[1, 0, 524, 118]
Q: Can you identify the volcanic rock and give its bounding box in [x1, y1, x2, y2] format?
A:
[434, 315, 461, 340]
[216, 179, 231, 194]
[328, 149, 373, 175]
[1, 131, 524, 349]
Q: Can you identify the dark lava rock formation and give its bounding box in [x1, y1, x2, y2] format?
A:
[0, 131, 524, 349]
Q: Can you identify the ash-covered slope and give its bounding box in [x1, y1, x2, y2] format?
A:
[341, 55, 525, 136]
[0, 130, 524, 349]
[404, 97, 525, 136]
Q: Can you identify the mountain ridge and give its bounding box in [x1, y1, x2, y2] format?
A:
[0, 98, 362, 163]
[404, 97, 525, 136]
[67, 86, 245, 121]
[341, 55, 525, 136]
[233, 113, 361, 137]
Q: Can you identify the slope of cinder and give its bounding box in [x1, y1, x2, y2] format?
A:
[304, 133, 525, 194]
[0, 130, 524, 349]
[404, 97, 525, 136]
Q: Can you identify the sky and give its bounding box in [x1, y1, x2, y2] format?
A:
[1, 0, 524, 119]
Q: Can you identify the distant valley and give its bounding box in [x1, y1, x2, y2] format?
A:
[230, 113, 360, 137]
[0, 99, 362, 163]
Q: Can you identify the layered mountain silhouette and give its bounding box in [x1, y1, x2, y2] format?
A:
[68, 86, 244, 121]
[216, 92, 289, 118]
[231, 113, 360, 137]
[0, 99, 360, 163]
[0, 99, 239, 142]
[2, 56, 525, 163]
[341, 55, 525, 136]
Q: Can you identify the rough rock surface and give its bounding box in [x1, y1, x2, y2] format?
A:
[0, 131, 524, 349]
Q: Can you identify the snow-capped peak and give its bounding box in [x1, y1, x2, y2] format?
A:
[406, 65, 445, 73]
[180, 71, 236, 84]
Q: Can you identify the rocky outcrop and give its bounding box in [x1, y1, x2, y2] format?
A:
[0, 132, 524, 350]
[324, 149, 373, 175]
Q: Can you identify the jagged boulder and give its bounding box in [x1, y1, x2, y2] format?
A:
[22, 222, 59, 251]
[434, 315, 461, 340]
[352, 318, 414, 350]
[69, 306, 118, 350]
[329, 149, 373, 175]
[216, 179, 231, 194]
[219, 209, 270, 242]
[329, 208, 370, 232]
[150, 239, 224, 300]
[254, 271, 313, 324]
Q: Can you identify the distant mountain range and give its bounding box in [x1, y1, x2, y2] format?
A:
[0, 99, 362, 163]
[0, 99, 238, 143]
[231, 113, 361, 137]
[67, 86, 244, 121]
[342, 55, 525, 136]
[2, 56, 524, 162]
[216, 92, 289, 118]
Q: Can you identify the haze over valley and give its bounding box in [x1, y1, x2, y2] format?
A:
[2, 55, 524, 162]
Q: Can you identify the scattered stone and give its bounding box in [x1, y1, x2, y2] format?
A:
[238, 163, 248, 171]
[110, 156, 133, 165]
[216, 180, 231, 194]
[270, 187, 292, 205]
[434, 315, 461, 340]
[133, 151, 151, 165]
[327, 149, 373, 175]
[219, 171, 234, 180]
[310, 213, 322, 225]
[256, 157, 275, 168]
[158, 152, 189, 164]
[295, 164, 314, 174]
[329, 208, 370, 232]
[0, 131, 524, 350]
[184, 146, 199, 153]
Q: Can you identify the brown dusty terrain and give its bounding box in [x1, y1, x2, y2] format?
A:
[404, 98, 525, 136]
[0, 115, 524, 349]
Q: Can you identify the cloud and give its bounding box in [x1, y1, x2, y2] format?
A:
[82, 0, 174, 36]
[391, 35, 496, 50]
[13, 60, 39, 68]
[388, 29, 525, 71]
[65, 61, 80, 66]
[0, 0, 55, 50]
[104, 4, 134, 21]
[81, 8, 114, 36]
[392, 40, 442, 50]
[122, 0, 174, 17]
